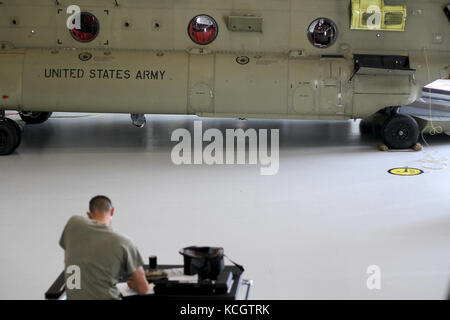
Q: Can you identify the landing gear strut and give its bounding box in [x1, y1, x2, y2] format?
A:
[131, 113, 146, 128]
[0, 111, 23, 156]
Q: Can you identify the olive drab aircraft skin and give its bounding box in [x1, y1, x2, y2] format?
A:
[0, 0, 449, 155]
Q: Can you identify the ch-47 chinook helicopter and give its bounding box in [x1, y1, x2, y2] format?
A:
[0, 0, 449, 155]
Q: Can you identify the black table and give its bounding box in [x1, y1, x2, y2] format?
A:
[45, 265, 252, 300]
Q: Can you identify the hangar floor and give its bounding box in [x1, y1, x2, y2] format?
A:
[0, 112, 449, 300]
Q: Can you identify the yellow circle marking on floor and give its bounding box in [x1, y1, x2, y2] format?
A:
[388, 167, 424, 176]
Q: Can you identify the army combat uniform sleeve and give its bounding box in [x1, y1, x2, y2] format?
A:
[122, 239, 145, 277]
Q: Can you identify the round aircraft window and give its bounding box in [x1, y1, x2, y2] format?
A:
[69, 12, 100, 43]
[188, 15, 218, 45]
[307, 18, 338, 49]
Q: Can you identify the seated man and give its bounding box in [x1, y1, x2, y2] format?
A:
[59, 195, 149, 299]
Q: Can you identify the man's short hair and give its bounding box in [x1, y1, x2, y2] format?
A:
[89, 196, 113, 214]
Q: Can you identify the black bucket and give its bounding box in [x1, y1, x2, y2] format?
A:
[179, 246, 224, 280]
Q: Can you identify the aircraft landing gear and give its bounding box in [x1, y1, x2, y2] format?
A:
[19, 111, 52, 124]
[359, 119, 374, 135]
[359, 111, 388, 137]
[0, 111, 23, 156]
[381, 114, 420, 150]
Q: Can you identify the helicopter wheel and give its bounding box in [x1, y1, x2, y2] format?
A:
[19, 111, 52, 124]
[381, 114, 419, 150]
[0, 119, 22, 155]
[3, 118, 22, 150]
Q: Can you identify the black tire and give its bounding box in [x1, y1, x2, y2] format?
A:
[19, 111, 52, 124]
[3, 118, 22, 150]
[382, 114, 419, 149]
[0, 121, 19, 156]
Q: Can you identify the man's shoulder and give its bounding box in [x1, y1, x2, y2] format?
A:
[66, 215, 89, 228]
[60, 216, 89, 249]
[112, 232, 135, 247]
[107, 230, 138, 252]
[68, 215, 87, 223]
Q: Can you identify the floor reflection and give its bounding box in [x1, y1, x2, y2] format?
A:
[9, 113, 383, 153]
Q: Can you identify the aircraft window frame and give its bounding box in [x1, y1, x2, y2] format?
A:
[69, 12, 100, 43]
[187, 14, 219, 46]
[306, 17, 338, 49]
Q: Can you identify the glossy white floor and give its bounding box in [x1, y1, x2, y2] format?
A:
[0, 112, 449, 300]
